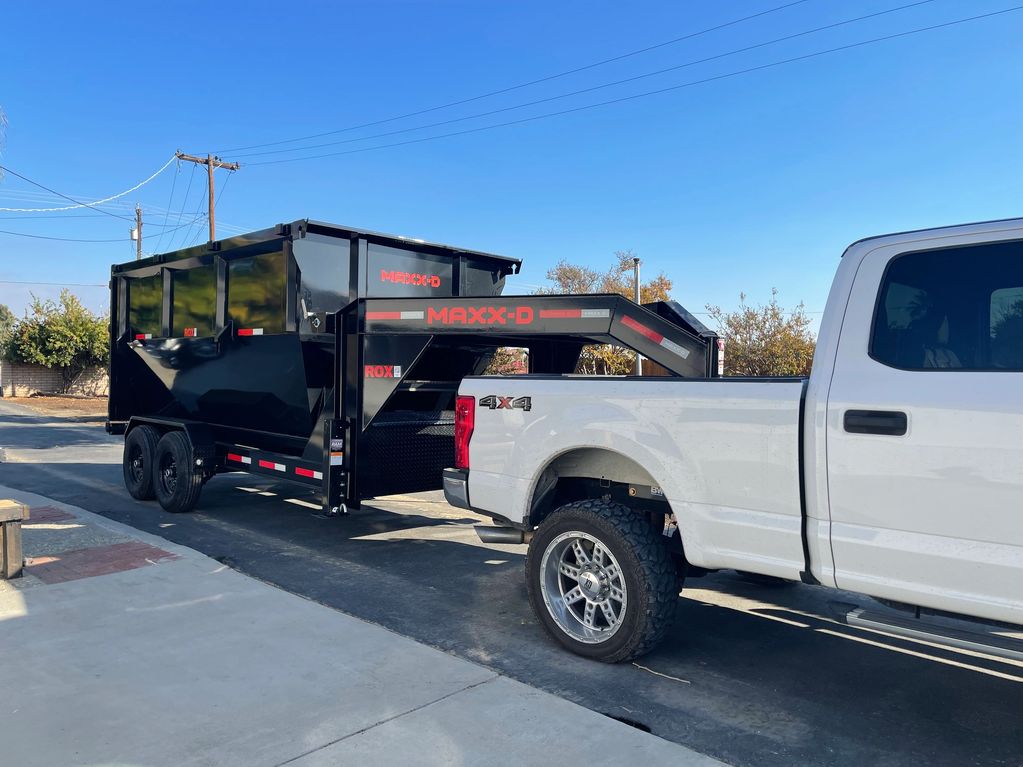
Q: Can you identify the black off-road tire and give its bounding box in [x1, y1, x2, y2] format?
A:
[153, 431, 204, 513]
[525, 499, 680, 663]
[123, 425, 160, 501]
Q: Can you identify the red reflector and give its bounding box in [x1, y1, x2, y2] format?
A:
[366, 311, 402, 320]
[258, 459, 275, 469]
[621, 315, 663, 344]
[295, 467, 315, 478]
[454, 395, 475, 470]
[227, 453, 244, 462]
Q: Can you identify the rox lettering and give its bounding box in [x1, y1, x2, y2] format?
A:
[381, 270, 442, 288]
[364, 364, 403, 378]
[426, 306, 535, 326]
[479, 395, 532, 412]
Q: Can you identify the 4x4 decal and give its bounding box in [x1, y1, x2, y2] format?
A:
[480, 395, 532, 411]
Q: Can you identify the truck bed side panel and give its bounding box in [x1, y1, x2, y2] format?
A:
[463, 377, 807, 577]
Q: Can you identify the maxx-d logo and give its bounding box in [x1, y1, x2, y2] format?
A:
[480, 395, 532, 411]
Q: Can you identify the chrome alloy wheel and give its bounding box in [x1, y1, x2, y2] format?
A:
[539, 531, 628, 644]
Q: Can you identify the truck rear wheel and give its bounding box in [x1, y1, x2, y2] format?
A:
[153, 431, 204, 513]
[123, 425, 160, 501]
[526, 499, 679, 663]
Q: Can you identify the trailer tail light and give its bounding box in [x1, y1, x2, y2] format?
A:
[454, 395, 475, 469]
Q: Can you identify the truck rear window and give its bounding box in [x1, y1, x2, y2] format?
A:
[227, 252, 287, 334]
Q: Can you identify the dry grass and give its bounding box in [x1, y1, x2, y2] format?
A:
[7, 396, 108, 418]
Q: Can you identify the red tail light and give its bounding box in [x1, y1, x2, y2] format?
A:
[454, 395, 475, 469]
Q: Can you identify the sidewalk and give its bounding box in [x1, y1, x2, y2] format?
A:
[0, 485, 724, 767]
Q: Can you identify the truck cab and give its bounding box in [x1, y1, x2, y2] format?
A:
[448, 218, 1023, 662]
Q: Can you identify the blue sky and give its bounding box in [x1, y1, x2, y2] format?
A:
[1, 0, 1021, 329]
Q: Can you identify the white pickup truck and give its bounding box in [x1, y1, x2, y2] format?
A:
[443, 218, 1023, 662]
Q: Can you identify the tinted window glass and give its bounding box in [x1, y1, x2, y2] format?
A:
[172, 265, 216, 337]
[129, 273, 162, 337]
[871, 241, 1023, 370]
[228, 252, 286, 333]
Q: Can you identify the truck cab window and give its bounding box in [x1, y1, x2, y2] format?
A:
[227, 251, 287, 334]
[128, 273, 162, 338]
[172, 264, 216, 337]
[871, 241, 1023, 371]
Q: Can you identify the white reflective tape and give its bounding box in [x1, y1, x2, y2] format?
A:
[240, 456, 252, 465]
[660, 337, 690, 359]
[313, 470, 323, 480]
[273, 462, 285, 472]
[252, 328, 264, 336]
[399, 311, 425, 320]
[580, 309, 611, 318]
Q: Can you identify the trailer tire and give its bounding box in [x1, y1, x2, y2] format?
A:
[123, 425, 160, 501]
[526, 499, 679, 663]
[153, 431, 204, 513]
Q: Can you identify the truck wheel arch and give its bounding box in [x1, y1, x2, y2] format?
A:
[527, 447, 669, 523]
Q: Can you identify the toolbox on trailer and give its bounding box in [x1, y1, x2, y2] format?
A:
[107, 220, 719, 515]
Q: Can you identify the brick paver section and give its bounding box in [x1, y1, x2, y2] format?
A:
[26, 541, 179, 584]
[25, 506, 77, 524]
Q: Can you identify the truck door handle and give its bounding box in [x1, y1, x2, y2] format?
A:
[843, 410, 907, 436]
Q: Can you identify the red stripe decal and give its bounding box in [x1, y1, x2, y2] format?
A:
[227, 453, 244, 463]
[538, 309, 581, 319]
[366, 311, 402, 320]
[295, 467, 316, 478]
[238, 328, 255, 336]
[620, 315, 663, 344]
[257, 459, 275, 469]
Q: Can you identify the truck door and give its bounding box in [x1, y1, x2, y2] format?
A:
[825, 233, 1023, 625]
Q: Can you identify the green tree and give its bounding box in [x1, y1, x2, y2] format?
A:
[0, 304, 15, 357]
[705, 289, 816, 376]
[7, 291, 109, 391]
[540, 250, 672, 374]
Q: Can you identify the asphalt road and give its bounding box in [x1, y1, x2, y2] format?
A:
[1, 399, 1020, 767]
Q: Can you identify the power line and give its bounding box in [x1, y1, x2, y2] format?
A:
[215, 0, 815, 154]
[0, 157, 177, 215]
[0, 229, 127, 243]
[247, 5, 1022, 167]
[0, 279, 106, 287]
[167, 163, 198, 250]
[235, 0, 938, 160]
[152, 158, 181, 253]
[0, 214, 206, 245]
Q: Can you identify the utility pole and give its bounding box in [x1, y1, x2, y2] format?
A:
[134, 204, 143, 260]
[175, 152, 240, 242]
[633, 256, 643, 375]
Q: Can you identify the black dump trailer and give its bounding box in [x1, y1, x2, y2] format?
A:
[108, 220, 719, 515]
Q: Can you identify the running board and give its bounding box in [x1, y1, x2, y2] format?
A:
[843, 607, 1023, 663]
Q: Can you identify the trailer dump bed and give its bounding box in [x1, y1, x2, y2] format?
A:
[108, 219, 718, 514]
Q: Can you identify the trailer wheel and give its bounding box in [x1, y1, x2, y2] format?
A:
[123, 425, 160, 501]
[526, 499, 679, 663]
[153, 431, 204, 513]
